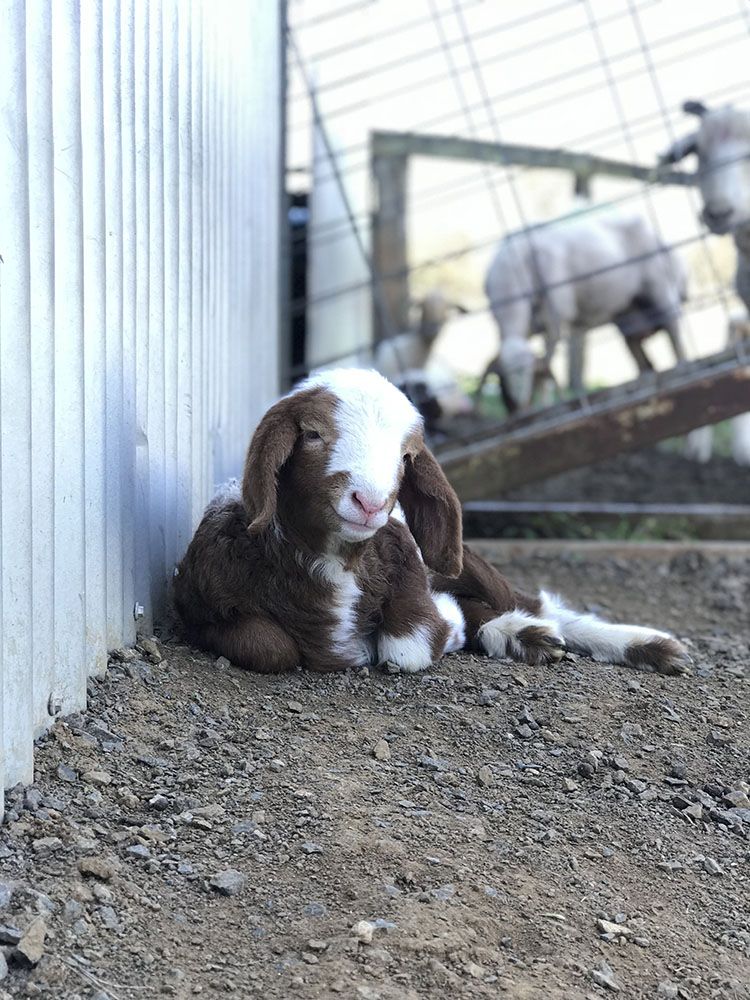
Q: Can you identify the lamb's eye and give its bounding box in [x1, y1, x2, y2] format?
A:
[302, 429, 323, 444]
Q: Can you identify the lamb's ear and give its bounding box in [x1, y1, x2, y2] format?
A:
[399, 446, 463, 577]
[241, 399, 299, 532]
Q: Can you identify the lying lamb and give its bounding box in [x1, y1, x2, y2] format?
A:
[174, 369, 690, 676]
[662, 100, 750, 465]
[482, 212, 687, 412]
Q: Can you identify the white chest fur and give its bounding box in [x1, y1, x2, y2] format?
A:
[308, 554, 371, 666]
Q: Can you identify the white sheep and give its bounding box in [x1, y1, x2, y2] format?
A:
[663, 100, 750, 465]
[373, 291, 473, 430]
[481, 211, 687, 412]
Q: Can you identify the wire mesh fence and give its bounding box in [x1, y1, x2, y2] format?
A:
[284, 0, 750, 441]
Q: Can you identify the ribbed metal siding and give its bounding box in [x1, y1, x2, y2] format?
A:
[0, 0, 282, 793]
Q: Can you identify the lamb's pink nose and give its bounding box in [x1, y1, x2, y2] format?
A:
[353, 492, 387, 517]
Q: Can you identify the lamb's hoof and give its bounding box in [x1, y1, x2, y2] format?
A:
[624, 636, 692, 676]
[516, 625, 566, 666]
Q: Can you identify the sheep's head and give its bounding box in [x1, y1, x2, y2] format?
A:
[664, 102, 750, 234]
[498, 338, 537, 413]
[241, 368, 463, 575]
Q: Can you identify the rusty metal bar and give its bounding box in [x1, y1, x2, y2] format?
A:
[436, 344, 750, 499]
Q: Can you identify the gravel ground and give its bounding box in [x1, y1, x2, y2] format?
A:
[1, 542, 749, 1000]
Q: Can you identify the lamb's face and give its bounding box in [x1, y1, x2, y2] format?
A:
[288, 369, 423, 546]
[694, 108, 750, 234]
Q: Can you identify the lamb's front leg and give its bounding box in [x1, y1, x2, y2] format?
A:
[376, 587, 460, 674]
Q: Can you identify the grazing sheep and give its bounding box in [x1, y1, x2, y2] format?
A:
[174, 368, 690, 676]
[662, 100, 750, 465]
[374, 291, 473, 431]
[481, 212, 687, 412]
[373, 291, 458, 381]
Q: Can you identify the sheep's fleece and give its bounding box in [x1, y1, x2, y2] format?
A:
[174, 369, 690, 677]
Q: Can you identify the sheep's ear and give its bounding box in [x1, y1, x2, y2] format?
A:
[242, 400, 299, 532]
[683, 99, 708, 117]
[399, 446, 463, 577]
[659, 131, 698, 165]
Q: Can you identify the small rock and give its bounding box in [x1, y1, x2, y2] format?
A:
[77, 856, 116, 881]
[372, 739, 391, 761]
[57, 763, 78, 783]
[287, 700, 303, 713]
[562, 778, 579, 793]
[477, 765, 493, 788]
[352, 920, 374, 944]
[139, 637, 163, 663]
[723, 790, 750, 810]
[0, 951, 6, 982]
[210, 870, 247, 896]
[82, 770, 112, 786]
[110, 646, 138, 662]
[13, 917, 46, 966]
[126, 844, 151, 859]
[23, 788, 43, 813]
[32, 837, 62, 856]
[708, 730, 731, 747]
[215, 656, 231, 671]
[590, 961, 619, 992]
[658, 983, 679, 998]
[306, 939, 328, 951]
[703, 857, 723, 876]
[597, 919, 631, 937]
[633, 936, 651, 947]
[149, 794, 170, 811]
[612, 756, 629, 771]
[670, 763, 687, 779]
[683, 802, 703, 821]
[63, 900, 84, 923]
[97, 906, 120, 930]
[192, 803, 225, 820]
[0, 926, 23, 946]
[301, 842, 323, 855]
[578, 762, 595, 779]
[515, 724, 533, 740]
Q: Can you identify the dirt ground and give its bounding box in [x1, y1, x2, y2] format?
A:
[1, 541, 749, 1000]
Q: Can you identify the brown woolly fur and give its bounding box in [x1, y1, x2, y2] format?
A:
[399, 448, 463, 577]
[242, 386, 337, 533]
[430, 544, 542, 650]
[623, 636, 692, 676]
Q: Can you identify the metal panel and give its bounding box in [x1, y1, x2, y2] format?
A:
[0, 0, 282, 796]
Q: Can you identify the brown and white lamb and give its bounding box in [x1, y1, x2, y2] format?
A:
[174, 368, 690, 676]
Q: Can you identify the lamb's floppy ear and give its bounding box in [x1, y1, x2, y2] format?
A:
[399, 446, 463, 577]
[241, 399, 299, 532]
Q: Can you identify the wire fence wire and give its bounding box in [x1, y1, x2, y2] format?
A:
[285, 0, 750, 395]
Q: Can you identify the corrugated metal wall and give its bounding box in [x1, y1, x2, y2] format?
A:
[0, 0, 283, 793]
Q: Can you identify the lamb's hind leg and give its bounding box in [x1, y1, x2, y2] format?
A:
[539, 591, 691, 676]
[199, 616, 301, 673]
[431, 546, 565, 666]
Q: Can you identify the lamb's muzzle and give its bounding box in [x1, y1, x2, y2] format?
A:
[173, 368, 691, 677]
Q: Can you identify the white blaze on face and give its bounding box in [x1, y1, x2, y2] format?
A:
[303, 369, 421, 540]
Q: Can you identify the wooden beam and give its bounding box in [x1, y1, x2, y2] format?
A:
[371, 152, 409, 342]
[462, 501, 750, 542]
[435, 345, 750, 500]
[371, 130, 697, 188]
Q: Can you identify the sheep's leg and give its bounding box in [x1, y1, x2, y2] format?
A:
[430, 546, 565, 666]
[663, 320, 687, 364]
[432, 545, 691, 675]
[567, 327, 586, 393]
[625, 337, 654, 373]
[684, 426, 714, 463]
[730, 412, 750, 465]
[199, 615, 301, 673]
[538, 592, 691, 676]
